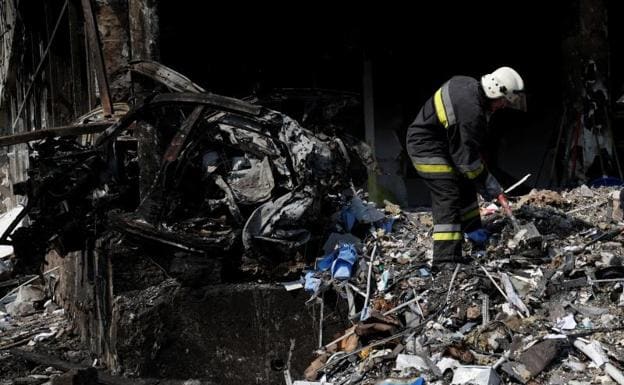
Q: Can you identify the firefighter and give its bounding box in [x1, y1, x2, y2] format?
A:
[405, 66, 526, 270]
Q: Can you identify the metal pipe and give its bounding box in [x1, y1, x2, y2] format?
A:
[445, 264, 460, 303]
[360, 244, 377, 321]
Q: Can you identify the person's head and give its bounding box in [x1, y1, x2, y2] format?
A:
[481, 66, 526, 112]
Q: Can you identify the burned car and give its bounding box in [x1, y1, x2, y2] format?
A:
[6, 89, 372, 279]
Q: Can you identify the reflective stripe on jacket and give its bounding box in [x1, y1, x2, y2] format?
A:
[406, 76, 502, 199]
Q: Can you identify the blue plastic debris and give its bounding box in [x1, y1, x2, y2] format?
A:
[465, 228, 490, 246]
[331, 244, 358, 280]
[589, 176, 624, 187]
[316, 243, 358, 280]
[340, 207, 357, 232]
[317, 253, 335, 271]
[376, 217, 396, 233]
[339, 197, 387, 233]
[351, 197, 385, 223]
[303, 271, 321, 294]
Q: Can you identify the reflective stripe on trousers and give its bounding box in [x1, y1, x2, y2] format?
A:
[433, 224, 462, 241]
[423, 178, 483, 262]
[461, 202, 480, 222]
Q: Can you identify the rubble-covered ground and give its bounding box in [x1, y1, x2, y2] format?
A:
[1, 184, 624, 384]
[0, 284, 93, 384]
[297, 185, 624, 385]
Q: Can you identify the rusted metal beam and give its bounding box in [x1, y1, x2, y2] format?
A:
[150, 93, 262, 115]
[0, 122, 113, 147]
[163, 106, 205, 162]
[95, 92, 262, 147]
[129, 60, 205, 93]
[81, 0, 114, 117]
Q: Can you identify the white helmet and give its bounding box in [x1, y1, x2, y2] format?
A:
[481, 66, 525, 109]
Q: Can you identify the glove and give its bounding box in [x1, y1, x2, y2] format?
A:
[497, 193, 513, 217]
[484, 174, 503, 200]
[465, 228, 490, 246]
[477, 173, 504, 201]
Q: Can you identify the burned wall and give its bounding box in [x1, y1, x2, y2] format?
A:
[94, 0, 130, 101]
[556, 0, 616, 186]
[108, 282, 345, 382]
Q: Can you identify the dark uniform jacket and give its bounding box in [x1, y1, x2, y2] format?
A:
[405, 75, 503, 199]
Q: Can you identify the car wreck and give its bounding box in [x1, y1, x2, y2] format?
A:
[11, 90, 371, 266]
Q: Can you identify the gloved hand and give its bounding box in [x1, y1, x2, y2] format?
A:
[478, 173, 504, 201]
[497, 193, 513, 217]
[465, 228, 490, 246]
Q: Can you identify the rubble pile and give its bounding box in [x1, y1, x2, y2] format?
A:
[0, 271, 88, 384]
[298, 185, 624, 385]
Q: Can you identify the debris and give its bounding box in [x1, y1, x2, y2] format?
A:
[14, 284, 45, 303]
[451, 366, 501, 385]
[500, 272, 531, 317]
[295, 185, 624, 385]
[445, 264, 461, 304]
[323, 233, 363, 254]
[394, 354, 429, 372]
[360, 244, 378, 321]
[481, 295, 490, 326]
[318, 243, 358, 280]
[573, 339, 624, 385]
[563, 357, 587, 372]
[294, 382, 333, 385]
[0, 258, 12, 281]
[304, 353, 329, 381]
[437, 357, 461, 374]
[555, 314, 577, 330]
[345, 197, 385, 225]
[376, 378, 424, 385]
[33, 329, 58, 342]
[50, 368, 98, 385]
[504, 173, 532, 194]
[501, 339, 562, 383]
[6, 299, 36, 317]
[282, 281, 304, 291]
[518, 189, 565, 208]
[0, 205, 26, 259]
[480, 266, 521, 317]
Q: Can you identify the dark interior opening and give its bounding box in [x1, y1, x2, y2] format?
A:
[158, 3, 566, 205]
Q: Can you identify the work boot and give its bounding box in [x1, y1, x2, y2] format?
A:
[430, 262, 465, 294]
[431, 262, 454, 275]
[431, 254, 471, 272]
